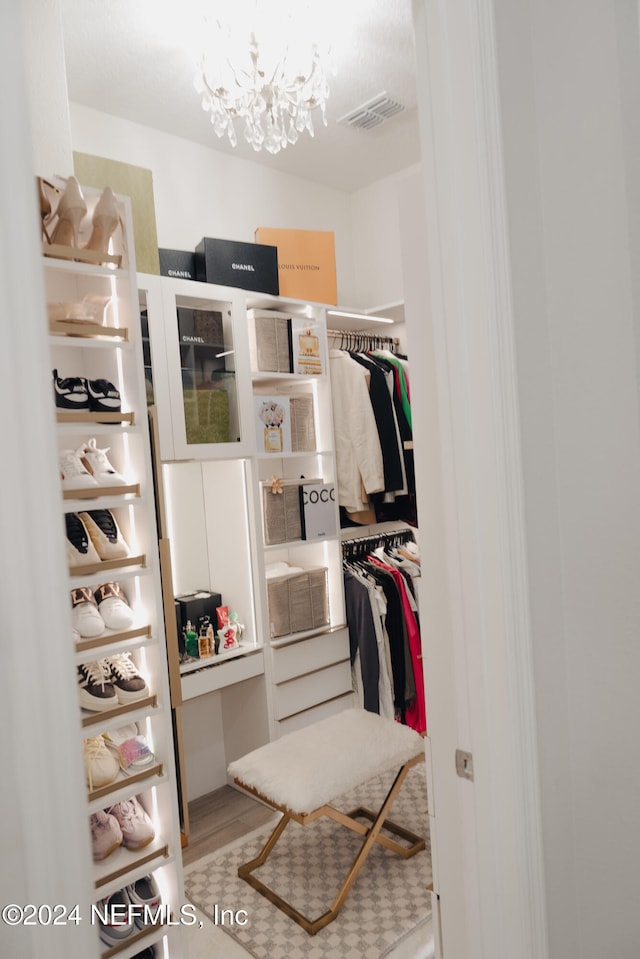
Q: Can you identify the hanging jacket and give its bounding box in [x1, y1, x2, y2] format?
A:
[329, 350, 384, 512]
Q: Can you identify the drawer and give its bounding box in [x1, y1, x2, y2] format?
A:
[180, 649, 265, 701]
[272, 627, 349, 683]
[273, 659, 352, 720]
[276, 691, 355, 737]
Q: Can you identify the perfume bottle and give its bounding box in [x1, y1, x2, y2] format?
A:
[185, 619, 199, 658]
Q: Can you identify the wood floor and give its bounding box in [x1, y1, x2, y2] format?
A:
[181, 784, 277, 868]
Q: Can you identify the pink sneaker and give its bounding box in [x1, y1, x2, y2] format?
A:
[107, 796, 155, 850]
[90, 809, 123, 861]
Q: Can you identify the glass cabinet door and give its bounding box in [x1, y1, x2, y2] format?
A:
[140, 276, 252, 460]
[176, 297, 238, 446]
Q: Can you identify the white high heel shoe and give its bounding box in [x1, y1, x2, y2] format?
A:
[50, 176, 87, 248]
[85, 187, 119, 256]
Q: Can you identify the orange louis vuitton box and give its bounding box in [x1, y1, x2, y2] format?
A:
[254, 228, 337, 305]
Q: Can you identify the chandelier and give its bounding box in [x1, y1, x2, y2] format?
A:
[193, 13, 330, 156]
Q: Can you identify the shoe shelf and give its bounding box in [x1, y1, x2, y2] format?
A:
[75, 624, 153, 658]
[62, 483, 141, 502]
[43, 241, 123, 270]
[57, 410, 136, 426]
[94, 837, 170, 891]
[42, 179, 185, 946]
[81, 695, 158, 731]
[69, 555, 147, 578]
[88, 761, 164, 807]
[49, 320, 130, 341]
[88, 763, 165, 807]
[100, 920, 164, 959]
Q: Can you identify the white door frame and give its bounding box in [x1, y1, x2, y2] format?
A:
[410, 2, 548, 957]
[0, 3, 97, 958]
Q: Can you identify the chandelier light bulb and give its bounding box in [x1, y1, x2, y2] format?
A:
[194, 13, 330, 155]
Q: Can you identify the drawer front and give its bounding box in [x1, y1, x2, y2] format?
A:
[272, 627, 349, 684]
[276, 691, 355, 737]
[181, 649, 265, 701]
[273, 659, 352, 720]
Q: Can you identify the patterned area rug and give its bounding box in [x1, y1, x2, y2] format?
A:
[184, 765, 431, 959]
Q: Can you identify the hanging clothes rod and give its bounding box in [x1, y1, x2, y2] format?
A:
[327, 329, 399, 353]
[341, 525, 415, 559]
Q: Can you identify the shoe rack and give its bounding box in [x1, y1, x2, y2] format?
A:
[42, 177, 186, 959]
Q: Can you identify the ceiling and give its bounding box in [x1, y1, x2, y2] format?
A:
[59, 0, 421, 194]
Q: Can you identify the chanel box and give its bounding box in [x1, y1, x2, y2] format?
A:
[175, 590, 222, 629]
[195, 237, 279, 295]
[159, 248, 196, 280]
[176, 307, 224, 348]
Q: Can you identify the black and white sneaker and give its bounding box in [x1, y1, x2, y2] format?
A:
[77, 660, 118, 711]
[105, 653, 149, 704]
[65, 512, 101, 566]
[53, 369, 89, 411]
[88, 378, 121, 414]
[79, 509, 130, 560]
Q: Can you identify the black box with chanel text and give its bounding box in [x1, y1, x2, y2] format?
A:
[195, 237, 279, 295]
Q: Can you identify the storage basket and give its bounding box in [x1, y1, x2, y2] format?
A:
[289, 395, 316, 452]
[261, 481, 303, 545]
[254, 313, 292, 372]
[193, 309, 223, 346]
[267, 566, 330, 638]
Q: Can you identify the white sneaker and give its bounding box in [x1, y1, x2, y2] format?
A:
[81, 438, 127, 486]
[103, 724, 154, 773]
[83, 735, 120, 790]
[94, 582, 134, 630]
[60, 448, 99, 489]
[71, 586, 105, 637]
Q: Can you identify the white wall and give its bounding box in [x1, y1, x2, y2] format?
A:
[495, 1, 640, 957]
[350, 167, 420, 309]
[22, 0, 73, 177]
[70, 103, 360, 306]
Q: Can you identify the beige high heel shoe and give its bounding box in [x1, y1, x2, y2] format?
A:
[37, 177, 55, 243]
[50, 176, 87, 248]
[85, 187, 119, 256]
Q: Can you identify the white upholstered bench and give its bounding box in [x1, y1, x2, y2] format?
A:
[228, 708, 426, 935]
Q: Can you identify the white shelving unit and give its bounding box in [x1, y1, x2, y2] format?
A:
[44, 185, 185, 959]
[138, 274, 354, 826]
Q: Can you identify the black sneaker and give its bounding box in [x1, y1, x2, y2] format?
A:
[53, 369, 89, 411]
[88, 378, 121, 414]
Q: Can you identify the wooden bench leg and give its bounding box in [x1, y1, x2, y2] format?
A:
[236, 755, 425, 936]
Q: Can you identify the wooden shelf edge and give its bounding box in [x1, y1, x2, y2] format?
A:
[75, 624, 152, 656]
[57, 411, 135, 426]
[43, 240, 122, 268]
[100, 920, 163, 959]
[63, 483, 140, 501]
[88, 763, 164, 804]
[69, 554, 147, 578]
[94, 843, 169, 890]
[81, 694, 158, 729]
[49, 320, 129, 340]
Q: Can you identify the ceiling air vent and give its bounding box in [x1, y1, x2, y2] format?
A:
[338, 92, 406, 131]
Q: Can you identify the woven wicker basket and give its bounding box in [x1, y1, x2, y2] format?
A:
[261, 481, 303, 545]
[289, 395, 316, 452]
[267, 566, 330, 638]
[254, 314, 292, 373]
